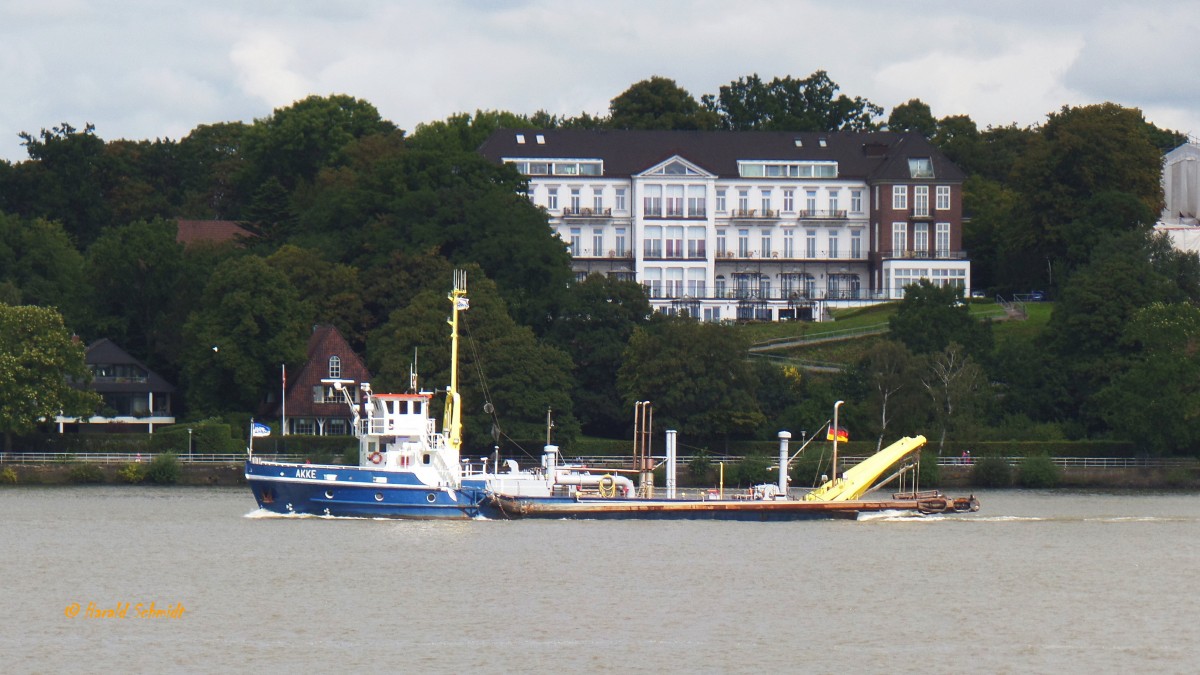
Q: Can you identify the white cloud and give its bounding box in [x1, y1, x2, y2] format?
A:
[229, 32, 311, 108]
[1, 0, 1199, 163]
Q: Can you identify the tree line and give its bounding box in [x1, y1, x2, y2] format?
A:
[1, 71, 1197, 456]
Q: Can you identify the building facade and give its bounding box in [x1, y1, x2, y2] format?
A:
[277, 325, 373, 436]
[1155, 140, 1200, 253]
[479, 129, 971, 321]
[55, 338, 176, 433]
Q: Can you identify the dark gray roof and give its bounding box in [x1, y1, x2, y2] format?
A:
[478, 129, 964, 183]
[85, 338, 176, 393]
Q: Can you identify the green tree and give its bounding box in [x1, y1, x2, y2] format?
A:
[302, 144, 572, 330]
[888, 280, 992, 357]
[10, 123, 114, 247]
[919, 342, 988, 453]
[854, 340, 923, 451]
[265, 245, 370, 349]
[609, 77, 720, 130]
[1041, 231, 1200, 432]
[84, 217, 186, 376]
[242, 176, 298, 245]
[703, 71, 882, 132]
[961, 175, 1018, 293]
[240, 94, 398, 193]
[102, 138, 181, 225]
[1096, 302, 1200, 454]
[0, 213, 91, 328]
[1007, 103, 1163, 289]
[617, 317, 764, 440]
[177, 122, 249, 219]
[888, 99, 937, 138]
[408, 110, 540, 153]
[179, 256, 309, 416]
[0, 304, 101, 451]
[547, 274, 651, 436]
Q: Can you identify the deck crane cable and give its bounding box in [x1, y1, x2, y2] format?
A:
[459, 311, 538, 461]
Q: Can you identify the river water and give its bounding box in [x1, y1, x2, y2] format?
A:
[2, 486, 1197, 673]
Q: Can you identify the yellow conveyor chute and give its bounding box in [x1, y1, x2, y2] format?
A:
[803, 435, 926, 502]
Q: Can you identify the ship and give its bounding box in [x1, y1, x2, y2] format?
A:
[484, 434, 980, 520]
[245, 270, 570, 518]
[246, 270, 979, 520]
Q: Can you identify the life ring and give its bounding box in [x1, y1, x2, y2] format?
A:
[598, 474, 616, 498]
[369, 452, 383, 465]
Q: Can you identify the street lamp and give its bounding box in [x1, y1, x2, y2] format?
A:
[188, 428, 193, 462]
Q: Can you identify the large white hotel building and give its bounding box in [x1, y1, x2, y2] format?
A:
[480, 129, 971, 321]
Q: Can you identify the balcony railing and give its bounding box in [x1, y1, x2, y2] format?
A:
[561, 207, 613, 218]
[796, 209, 848, 220]
[729, 208, 776, 219]
[885, 249, 967, 260]
[571, 247, 634, 258]
[642, 288, 871, 301]
[713, 250, 868, 261]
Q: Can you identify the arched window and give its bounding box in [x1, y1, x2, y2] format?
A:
[328, 355, 341, 379]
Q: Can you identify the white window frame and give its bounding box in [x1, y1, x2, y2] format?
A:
[914, 185, 929, 217]
[936, 186, 951, 211]
[892, 222, 907, 256]
[936, 222, 951, 256]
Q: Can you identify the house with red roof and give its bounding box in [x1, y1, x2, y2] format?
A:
[277, 325, 373, 436]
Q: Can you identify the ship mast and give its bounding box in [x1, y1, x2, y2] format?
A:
[445, 269, 468, 455]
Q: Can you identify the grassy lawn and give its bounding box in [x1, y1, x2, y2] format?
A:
[738, 303, 899, 344]
[741, 301, 1053, 365]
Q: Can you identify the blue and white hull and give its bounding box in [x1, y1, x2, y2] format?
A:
[246, 459, 492, 519]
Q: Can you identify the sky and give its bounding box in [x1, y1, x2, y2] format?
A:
[1, 0, 1198, 163]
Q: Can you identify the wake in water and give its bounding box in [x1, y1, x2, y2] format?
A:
[243, 508, 372, 520]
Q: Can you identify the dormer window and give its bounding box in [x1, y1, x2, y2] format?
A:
[329, 355, 342, 379]
[908, 158, 935, 179]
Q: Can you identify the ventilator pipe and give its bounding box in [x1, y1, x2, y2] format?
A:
[542, 445, 559, 472]
[778, 430, 792, 496]
[665, 430, 677, 499]
[505, 459, 520, 473]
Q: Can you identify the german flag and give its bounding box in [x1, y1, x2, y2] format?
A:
[827, 427, 849, 442]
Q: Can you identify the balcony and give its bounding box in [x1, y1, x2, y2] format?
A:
[796, 209, 848, 220]
[884, 249, 967, 260]
[561, 207, 613, 220]
[729, 208, 776, 220]
[572, 247, 633, 259]
[714, 249, 868, 261]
